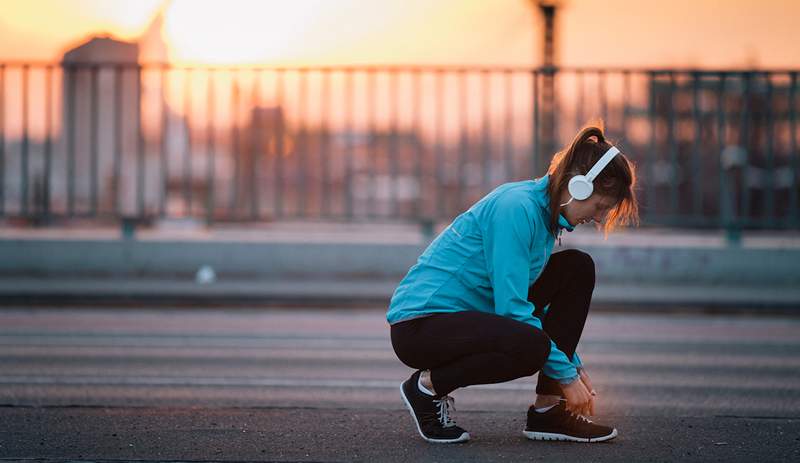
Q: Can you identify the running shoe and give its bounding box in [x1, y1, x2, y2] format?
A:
[399, 370, 470, 443]
[523, 400, 617, 443]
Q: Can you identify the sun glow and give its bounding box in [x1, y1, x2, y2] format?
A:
[164, 0, 328, 65]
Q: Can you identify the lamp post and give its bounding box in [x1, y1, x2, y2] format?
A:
[532, 0, 559, 174]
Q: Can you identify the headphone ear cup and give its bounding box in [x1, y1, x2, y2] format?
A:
[568, 175, 593, 201]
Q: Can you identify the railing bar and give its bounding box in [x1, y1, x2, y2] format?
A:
[182, 68, 193, 215]
[647, 71, 657, 219]
[43, 65, 53, 221]
[765, 73, 775, 224]
[343, 70, 354, 220]
[21, 64, 29, 216]
[389, 71, 399, 218]
[435, 70, 444, 219]
[367, 69, 376, 219]
[532, 71, 540, 179]
[3, 62, 800, 74]
[667, 72, 678, 215]
[790, 72, 798, 224]
[159, 65, 169, 218]
[90, 65, 99, 216]
[741, 72, 752, 223]
[205, 69, 215, 225]
[0, 65, 4, 216]
[136, 65, 145, 218]
[320, 69, 331, 218]
[249, 69, 261, 220]
[456, 70, 467, 212]
[481, 70, 491, 194]
[274, 69, 285, 219]
[111, 66, 122, 216]
[413, 69, 423, 219]
[67, 64, 77, 216]
[621, 70, 630, 132]
[297, 70, 307, 217]
[691, 72, 703, 217]
[599, 70, 608, 128]
[229, 70, 241, 218]
[503, 70, 513, 182]
[248, 70, 265, 220]
[574, 70, 583, 130]
[716, 74, 727, 228]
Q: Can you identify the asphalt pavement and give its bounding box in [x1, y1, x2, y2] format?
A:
[1, 306, 799, 462]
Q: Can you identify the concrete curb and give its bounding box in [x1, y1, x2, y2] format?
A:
[2, 235, 799, 308]
[3, 238, 800, 283]
[1, 278, 798, 309]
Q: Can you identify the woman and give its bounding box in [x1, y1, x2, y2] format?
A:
[387, 124, 639, 444]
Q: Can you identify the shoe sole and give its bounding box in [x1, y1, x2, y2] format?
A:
[523, 428, 618, 443]
[399, 382, 470, 444]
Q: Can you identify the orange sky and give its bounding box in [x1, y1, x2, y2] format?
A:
[0, 0, 798, 68]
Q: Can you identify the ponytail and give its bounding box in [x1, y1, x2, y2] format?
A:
[545, 122, 639, 237]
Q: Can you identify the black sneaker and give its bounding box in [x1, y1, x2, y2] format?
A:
[523, 400, 617, 443]
[399, 370, 469, 443]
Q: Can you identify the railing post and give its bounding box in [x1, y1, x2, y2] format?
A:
[121, 216, 137, 241]
[419, 217, 435, 241]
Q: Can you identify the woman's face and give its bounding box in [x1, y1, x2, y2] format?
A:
[561, 191, 616, 227]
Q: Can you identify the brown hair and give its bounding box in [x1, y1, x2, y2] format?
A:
[545, 122, 639, 238]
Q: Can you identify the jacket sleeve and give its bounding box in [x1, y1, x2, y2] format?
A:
[543, 313, 583, 382]
[573, 351, 583, 370]
[481, 192, 579, 383]
[544, 342, 581, 384]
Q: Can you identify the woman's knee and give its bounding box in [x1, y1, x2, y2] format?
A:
[556, 249, 595, 285]
[390, 321, 428, 369]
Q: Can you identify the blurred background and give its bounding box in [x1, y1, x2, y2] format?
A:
[0, 0, 797, 307]
[1, 3, 800, 459]
[2, 0, 799, 227]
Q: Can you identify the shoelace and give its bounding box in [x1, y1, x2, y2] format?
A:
[567, 411, 594, 425]
[433, 395, 456, 428]
[553, 400, 594, 425]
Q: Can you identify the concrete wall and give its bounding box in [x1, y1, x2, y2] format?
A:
[3, 238, 798, 286]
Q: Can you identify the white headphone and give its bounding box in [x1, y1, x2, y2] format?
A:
[561, 145, 620, 207]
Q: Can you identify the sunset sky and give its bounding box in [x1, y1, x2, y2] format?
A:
[0, 0, 798, 68]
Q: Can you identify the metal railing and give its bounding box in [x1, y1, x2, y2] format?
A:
[0, 63, 798, 231]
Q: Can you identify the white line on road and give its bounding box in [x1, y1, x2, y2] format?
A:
[2, 374, 799, 393]
[3, 345, 799, 368]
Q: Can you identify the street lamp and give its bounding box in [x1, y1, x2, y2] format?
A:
[531, 0, 561, 174]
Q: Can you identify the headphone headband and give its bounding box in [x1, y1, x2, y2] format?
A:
[585, 146, 619, 181]
[566, 144, 622, 202]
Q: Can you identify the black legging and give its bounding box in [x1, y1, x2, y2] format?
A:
[390, 249, 595, 397]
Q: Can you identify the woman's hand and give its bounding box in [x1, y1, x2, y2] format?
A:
[579, 367, 596, 398]
[560, 376, 594, 416]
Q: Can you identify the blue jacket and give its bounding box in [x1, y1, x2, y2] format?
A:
[387, 175, 583, 383]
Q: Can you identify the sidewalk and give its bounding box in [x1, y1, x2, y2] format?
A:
[2, 220, 799, 309]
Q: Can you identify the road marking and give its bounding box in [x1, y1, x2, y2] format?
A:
[2, 374, 800, 393]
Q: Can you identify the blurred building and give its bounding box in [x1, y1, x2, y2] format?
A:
[59, 6, 193, 218]
[61, 35, 140, 215]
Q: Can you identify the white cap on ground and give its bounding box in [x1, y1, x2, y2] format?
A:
[195, 265, 217, 284]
